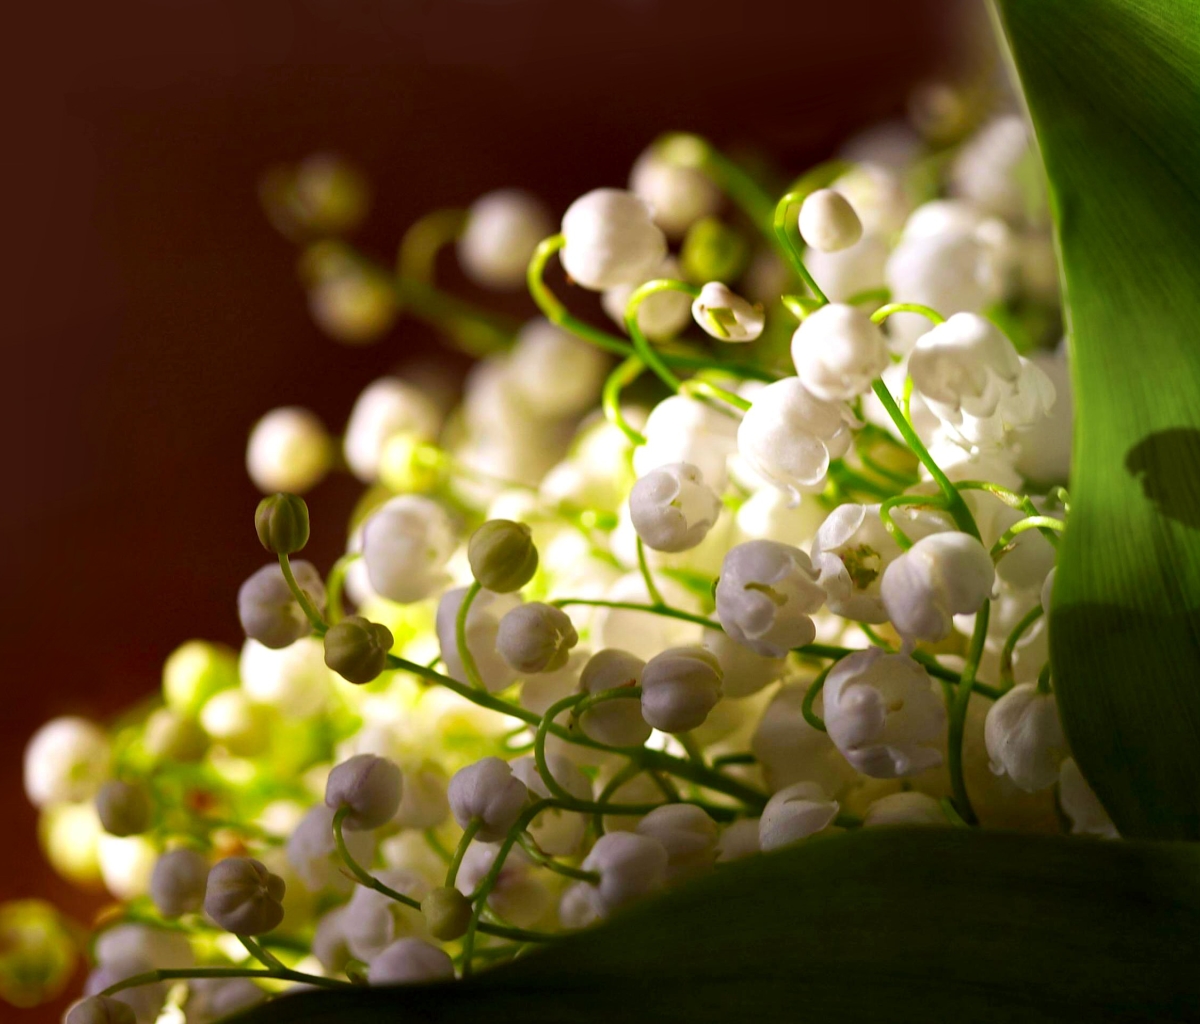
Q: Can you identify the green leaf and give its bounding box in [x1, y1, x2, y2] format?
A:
[993, 0, 1200, 838]
[229, 829, 1200, 1023]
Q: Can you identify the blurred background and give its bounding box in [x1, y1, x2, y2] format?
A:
[2, 0, 972, 1016]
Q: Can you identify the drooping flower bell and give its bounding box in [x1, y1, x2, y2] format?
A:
[715, 540, 827, 657]
[325, 754, 404, 831]
[628, 462, 723, 553]
[758, 781, 839, 851]
[880, 531, 994, 643]
[560, 188, 667, 291]
[360, 495, 457, 604]
[690, 282, 764, 342]
[447, 757, 529, 842]
[984, 683, 1068, 792]
[458, 189, 553, 290]
[790, 303, 889, 402]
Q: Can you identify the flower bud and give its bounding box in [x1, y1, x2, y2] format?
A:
[715, 540, 826, 657]
[635, 804, 717, 883]
[580, 832, 668, 917]
[308, 267, 396, 345]
[421, 886, 472, 941]
[447, 757, 528, 842]
[0, 899, 77, 1009]
[629, 463, 722, 553]
[468, 520, 538, 593]
[237, 561, 326, 649]
[791, 303, 888, 402]
[640, 646, 723, 734]
[458, 189, 553, 290]
[577, 649, 651, 747]
[66, 996, 137, 1024]
[758, 782, 839, 851]
[162, 641, 238, 715]
[560, 188, 667, 291]
[880, 531, 994, 643]
[343, 377, 442, 483]
[95, 781, 152, 838]
[245, 407, 331, 495]
[863, 792, 946, 828]
[149, 848, 209, 918]
[681, 218, 749, 284]
[323, 616, 394, 684]
[254, 493, 310, 556]
[630, 147, 720, 238]
[798, 188, 863, 252]
[325, 754, 404, 831]
[736, 377, 855, 501]
[495, 603, 578, 675]
[361, 496, 456, 604]
[23, 717, 110, 808]
[367, 938, 455, 986]
[984, 683, 1068, 792]
[203, 857, 285, 935]
[691, 282, 764, 342]
[824, 648, 945, 778]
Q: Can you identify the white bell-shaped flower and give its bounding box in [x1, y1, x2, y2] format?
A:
[343, 378, 442, 483]
[1058, 758, 1118, 839]
[576, 648, 652, 747]
[862, 791, 946, 827]
[580, 831, 668, 917]
[325, 754, 404, 831]
[736, 377, 855, 502]
[880, 531, 995, 643]
[245, 407, 331, 494]
[23, 716, 111, 808]
[447, 757, 528, 842]
[287, 805, 375, 893]
[634, 394, 739, 493]
[436, 586, 522, 692]
[984, 683, 1068, 792]
[639, 646, 723, 733]
[496, 603, 579, 675]
[601, 255, 691, 341]
[510, 754, 591, 856]
[805, 235, 889, 303]
[735, 486, 826, 547]
[635, 804, 718, 882]
[367, 937, 455, 985]
[949, 114, 1031, 220]
[823, 648, 945, 778]
[342, 868, 428, 961]
[560, 188, 667, 291]
[149, 848, 209, 918]
[790, 303, 889, 402]
[715, 540, 827, 657]
[751, 682, 858, 795]
[758, 781, 839, 851]
[702, 627, 785, 699]
[458, 189, 553, 290]
[798, 189, 863, 252]
[908, 313, 1055, 446]
[629, 462, 722, 553]
[203, 857, 286, 935]
[691, 282, 765, 342]
[361, 496, 456, 605]
[237, 561, 325, 650]
[629, 146, 721, 238]
[558, 882, 601, 930]
[505, 319, 609, 418]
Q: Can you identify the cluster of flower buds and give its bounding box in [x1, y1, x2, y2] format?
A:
[16, 99, 1111, 1022]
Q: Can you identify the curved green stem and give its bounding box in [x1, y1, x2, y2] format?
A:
[1000, 603, 1045, 690]
[333, 806, 421, 910]
[516, 833, 601, 883]
[397, 208, 466, 283]
[455, 581, 486, 689]
[324, 551, 361, 625]
[602, 356, 648, 445]
[957, 481, 1061, 550]
[991, 516, 1065, 560]
[870, 302, 947, 327]
[101, 966, 354, 997]
[445, 818, 482, 889]
[625, 279, 694, 393]
[636, 537, 667, 608]
[947, 601, 990, 825]
[772, 192, 828, 304]
[879, 493, 946, 550]
[278, 553, 326, 633]
[801, 667, 832, 732]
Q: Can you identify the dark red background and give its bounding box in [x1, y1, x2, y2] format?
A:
[1, 0, 963, 1016]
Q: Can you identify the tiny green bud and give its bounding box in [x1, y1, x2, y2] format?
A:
[255, 493, 310, 554]
[681, 216, 749, 284]
[467, 519, 538, 593]
[323, 615, 394, 684]
[421, 886, 472, 940]
[163, 640, 238, 715]
[95, 780, 153, 837]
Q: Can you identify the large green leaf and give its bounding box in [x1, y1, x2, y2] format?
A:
[994, 0, 1200, 838]
[231, 829, 1200, 1023]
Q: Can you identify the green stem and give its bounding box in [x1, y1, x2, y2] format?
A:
[870, 302, 947, 326]
[1000, 603, 1045, 690]
[238, 936, 285, 972]
[333, 807, 421, 910]
[947, 601, 990, 825]
[624, 280, 694, 393]
[602, 356, 648, 445]
[879, 493, 946, 550]
[1037, 662, 1053, 695]
[801, 667, 832, 732]
[991, 516, 1065, 559]
[772, 192, 828, 304]
[516, 833, 601, 883]
[636, 537, 667, 608]
[397, 208, 466, 283]
[455, 581, 486, 689]
[870, 379, 980, 539]
[324, 551, 361, 625]
[957, 481, 1061, 550]
[393, 273, 516, 357]
[278, 553, 326, 632]
[445, 818, 482, 889]
[590, 761, 646, 837]
[101, 966, 352, 997]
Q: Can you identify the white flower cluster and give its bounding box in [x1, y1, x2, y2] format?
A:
[26, 110, 1107, 1022]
